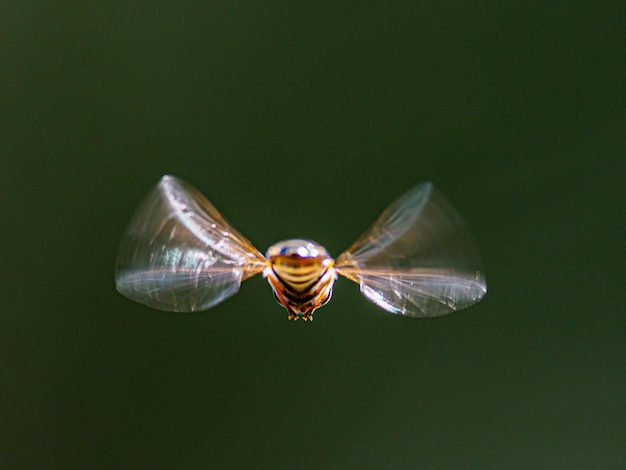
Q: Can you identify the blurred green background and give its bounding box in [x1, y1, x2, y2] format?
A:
[2, 2, 624, 468]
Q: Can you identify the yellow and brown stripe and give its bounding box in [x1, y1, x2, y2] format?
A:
[272, 255, 330, 292]
[264, 239, 338, 320]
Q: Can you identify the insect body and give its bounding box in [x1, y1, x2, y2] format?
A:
[115, 176, 486, 320]
[264, 240, 336, 321]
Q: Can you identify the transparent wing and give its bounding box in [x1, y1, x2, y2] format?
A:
[336, 183, 487, 317]
[115, 175, 268, 312]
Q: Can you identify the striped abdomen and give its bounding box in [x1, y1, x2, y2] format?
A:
[264, 239, 337, 321]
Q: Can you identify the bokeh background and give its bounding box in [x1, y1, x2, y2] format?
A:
[2, 2, 624, 468]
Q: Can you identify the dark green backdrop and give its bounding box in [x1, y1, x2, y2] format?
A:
[2, 2, 624, 468]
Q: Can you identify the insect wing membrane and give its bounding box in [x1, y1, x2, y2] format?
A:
[115, 175, 267, 312]
[336, 183, 486, 317]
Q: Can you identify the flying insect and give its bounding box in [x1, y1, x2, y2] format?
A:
[115, 176, 486, 320]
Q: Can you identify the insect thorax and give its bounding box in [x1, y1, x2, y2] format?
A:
[264, 239, 337, 319]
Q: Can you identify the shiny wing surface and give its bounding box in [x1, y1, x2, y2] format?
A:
[336, 183, 486, 317]
[115, 175, 267, 312]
